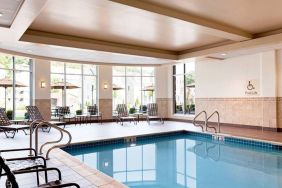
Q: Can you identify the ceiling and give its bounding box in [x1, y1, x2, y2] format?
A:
[0, 0, 23, 27]
[1, 0, 282, 64]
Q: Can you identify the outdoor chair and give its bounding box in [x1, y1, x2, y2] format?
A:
[116, 104, 137, 125]
[57, 106, 76, 125]
[0, 148, 47, 186]
[26, 106, 66, 132]
[146, 103, 164, 124]
[0, 157, 80, 188]
[87, 105, 102, 124]
[0, 108, 30, 138]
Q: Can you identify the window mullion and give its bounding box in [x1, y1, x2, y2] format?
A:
[12, 57, 16, 119]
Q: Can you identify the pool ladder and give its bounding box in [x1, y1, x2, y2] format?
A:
[193, 110, 221, 133]
[29, 120, 72, 159]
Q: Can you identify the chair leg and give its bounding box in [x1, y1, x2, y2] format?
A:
[4, 130, 16, 138]
[22, 129, 29, 135]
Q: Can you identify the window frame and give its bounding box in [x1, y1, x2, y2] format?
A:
[0, 54, 33, 119]
[50, 62, 97, 113]
[173, 63, 195, 115]
[112, 66, 155, 112]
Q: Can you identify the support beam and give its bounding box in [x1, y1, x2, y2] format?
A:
[110, 0, 252, 41]
[20, 30, 178, 60]
[178, 32, 282, 59]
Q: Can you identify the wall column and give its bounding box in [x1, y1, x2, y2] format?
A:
[98, 65, 113, 120]
[155, 64, 173, 118]
[33, 59, 51, 120]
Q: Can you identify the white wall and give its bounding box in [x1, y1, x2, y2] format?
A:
[196, 51, 276, 98]
[33, 59, 50, 99]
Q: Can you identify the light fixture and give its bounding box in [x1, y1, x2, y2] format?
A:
[41, 81, 46, 88]
[221, 53, 227, 56]
[103, 82, 108, 89]
[0, 12, 3, 17]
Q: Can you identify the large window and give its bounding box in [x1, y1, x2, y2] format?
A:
[173, 62, 195, 114]
[0, 53, 33, 119]
[112, 66, 155, 112]
[50, 62, 97, 113]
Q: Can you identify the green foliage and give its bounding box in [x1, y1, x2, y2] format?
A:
[140, 105, 147, 113]
[129, 107, 136, 114]
[24, 112, 29, 119]
[6, 110, 13, 120]
[185, 72, 195, 85]
[76, 109, 82, 115]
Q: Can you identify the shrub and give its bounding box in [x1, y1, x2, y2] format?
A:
[129, 107, 136, 114]
[76, 109, 82, 115]
[6, 110, 13, 120]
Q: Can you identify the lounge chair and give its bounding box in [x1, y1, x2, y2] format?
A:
[57, 106, 76, 124]
[146, 103, 164, 124]
[115, 104, 137, 125]
[0, 108, 30, 138]
[87, 105, 102, 124]
[26, 106, 66, 132]
[0, 156, 80, 187]
[0, 148, 47, 185]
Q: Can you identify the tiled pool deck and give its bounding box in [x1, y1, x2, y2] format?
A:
[1, 121, 282, 187]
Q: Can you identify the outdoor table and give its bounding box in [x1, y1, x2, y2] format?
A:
[133, 113, 143, 122]
[76, 114, 89, 125]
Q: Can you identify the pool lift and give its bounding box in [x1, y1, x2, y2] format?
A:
[193, 110, 224, 141]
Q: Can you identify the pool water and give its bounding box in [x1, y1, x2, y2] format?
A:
[64, 133, 282, 188]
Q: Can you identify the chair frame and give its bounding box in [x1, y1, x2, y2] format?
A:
[146, 103, 164, 125]
[87, 105, 103, 124]
[0, 108, 30, 138]
[0, 156, 80, 188]
[115, 104, 137, 125]
[0, 148, 47, 186]
[26, 106, 66, 132]
[57, 106, 76, 125]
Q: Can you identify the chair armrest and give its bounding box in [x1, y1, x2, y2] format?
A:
[0, 148, 36, 156]
[14, 167, 62, 180]
[49, 183, 80, 188]
[6, 156, 46, 166]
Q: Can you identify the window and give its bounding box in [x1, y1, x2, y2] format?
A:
[0, 53, 33, 119]
[50, 62, 97, 113]
[173, 62, 195, 114]
[112, 66, 155, 112]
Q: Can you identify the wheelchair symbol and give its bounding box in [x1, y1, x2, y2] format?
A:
[247, 81, 255, 90]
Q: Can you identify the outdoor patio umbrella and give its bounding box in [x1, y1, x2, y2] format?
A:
[142, 85, 155, 103]
[0, 77, 27, 109]
[141, 85, 155, 92]
[186, 83, 195, 88]
[51, 81, 80, 104]
[112, 84, 124, 90]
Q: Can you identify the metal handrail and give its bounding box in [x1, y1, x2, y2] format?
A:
[206, 111, 220, 133]
[30, 121, 72, 160]
[192, 111, 207, 132]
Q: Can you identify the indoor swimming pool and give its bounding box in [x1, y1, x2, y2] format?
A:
[64, 132, 282, 188]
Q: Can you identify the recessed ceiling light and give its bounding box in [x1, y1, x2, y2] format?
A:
[0, 13, 3, 17]
[221, 53, 227, 56]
